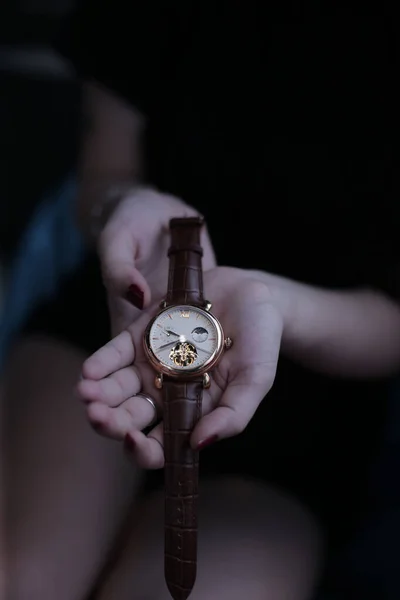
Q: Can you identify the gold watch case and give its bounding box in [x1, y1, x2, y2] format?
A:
[143, 303, 226, 381]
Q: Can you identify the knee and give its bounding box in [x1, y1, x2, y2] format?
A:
[96, 478, 324, 600]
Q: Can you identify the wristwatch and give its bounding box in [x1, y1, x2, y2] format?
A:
[143, 216, 232, 600]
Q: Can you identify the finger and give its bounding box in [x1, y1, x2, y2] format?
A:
[82, 330, 135, 380]
[124, 422, 165, 469]
[121, 386, 217, 467]
[190, 363, 277, 448]
[77, 365, 141, 406]
[98, 225, 152, 309]
[86, 392, 160, 440]
[123, 387, 216, 468]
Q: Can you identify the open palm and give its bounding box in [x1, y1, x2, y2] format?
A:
[77, 267, 283, 468]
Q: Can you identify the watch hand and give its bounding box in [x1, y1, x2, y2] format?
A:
[165, 328, 180, 337]
[157, 340, 178, 351]
[157, 334, 191, 352]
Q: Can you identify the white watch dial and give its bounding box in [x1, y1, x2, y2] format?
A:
[148, 306, 220, 371]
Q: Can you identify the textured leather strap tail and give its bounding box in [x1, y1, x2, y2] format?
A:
[163, 378, 203, 600]
[166, 217, 204, 306]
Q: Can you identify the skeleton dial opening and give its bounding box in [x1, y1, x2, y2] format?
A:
[149, 306, 219, 370]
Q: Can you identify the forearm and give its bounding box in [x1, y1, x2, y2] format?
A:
[256, 271, 400, 378]
[76, 81, 144, 238]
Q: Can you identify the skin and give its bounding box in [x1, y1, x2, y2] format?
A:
[78, 267, 283, 466]
[78, 262, 400, 469]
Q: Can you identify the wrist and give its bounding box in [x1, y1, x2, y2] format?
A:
[248, 270, 297, 349]
[251, 269, 400, 377]
[77, 181, 156, 246]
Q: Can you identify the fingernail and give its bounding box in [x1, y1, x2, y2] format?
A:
[124, 433, 136, 453]
[197, 434, 218, 451]
[126, 284, 144, 310]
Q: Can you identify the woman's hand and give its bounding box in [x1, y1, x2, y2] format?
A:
[97, 187, 216, 334]
[77, 267, 284, 468]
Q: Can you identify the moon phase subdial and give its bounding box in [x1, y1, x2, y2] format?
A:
[192, 326, 209, 344]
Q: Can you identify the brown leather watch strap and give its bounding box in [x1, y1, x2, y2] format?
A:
[163, 377, 203, 600]
[166, 217, 204, 306]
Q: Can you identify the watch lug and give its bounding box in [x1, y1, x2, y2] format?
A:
[203, 373, 211, 389]
[204, 300, 212, 312]
[155, 373, 163, 389]
[159, 299, 167, 309]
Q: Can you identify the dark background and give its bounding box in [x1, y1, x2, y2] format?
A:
[0, 0, 79, 263]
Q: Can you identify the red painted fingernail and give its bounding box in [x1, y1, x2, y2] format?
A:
[124, 433, 136, 453]
[197, 434, 218, 451]
[126, 284, 144, 310]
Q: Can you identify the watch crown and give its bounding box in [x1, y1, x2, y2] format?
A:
[204, 300, 212, 311]
[203, 373, 211, 388]
[224, 337, 233, 350]
[159, 300, 167, 309]
[155, 373, 163, 389]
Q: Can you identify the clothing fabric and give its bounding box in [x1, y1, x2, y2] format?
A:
[0, 176, 85, 369]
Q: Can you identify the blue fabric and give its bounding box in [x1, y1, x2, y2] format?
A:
[0, 176, 85, 369]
